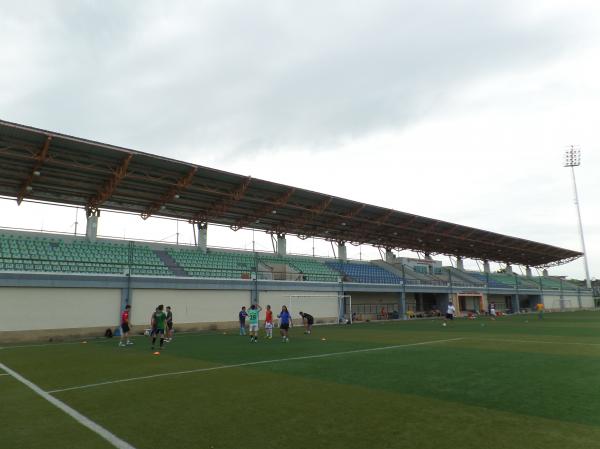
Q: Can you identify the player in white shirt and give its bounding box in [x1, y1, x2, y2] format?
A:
[445, 301, 456, 321]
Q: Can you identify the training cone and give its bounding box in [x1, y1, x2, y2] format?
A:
[153, 351, 160, 355]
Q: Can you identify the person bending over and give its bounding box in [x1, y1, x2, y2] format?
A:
[299, 311, 314, 334]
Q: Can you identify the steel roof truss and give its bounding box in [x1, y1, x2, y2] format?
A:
[141, 166, 197, 220]
[190, 176, 252, 223]
[16, 136, 51, 205]
[86, 153, 133, 215]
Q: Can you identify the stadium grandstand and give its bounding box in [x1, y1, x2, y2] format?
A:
[0, 119, 593, 341]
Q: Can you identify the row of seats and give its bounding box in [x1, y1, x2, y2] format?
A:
[259, 253, 339, 282]
[466, 271, 579, 290]
[326, 261, 403, 284]
[168, 249, 255, 279]
[168, 249, 339, 281]
[0, 234, 172, 276]
[0, 234, 584, 288]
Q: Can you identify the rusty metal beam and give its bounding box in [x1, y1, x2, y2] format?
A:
[375, 210, 394, 226]
[141, 166, 197, 220]
[16, 136, 51, 205]
[232, 187, 296, 231]
[87, 154, 133, 214]
[421, 220, 441, 234]
[278, 196, 332, 236]
[320, 204, 365, 241]
[190, 176, 252, 223]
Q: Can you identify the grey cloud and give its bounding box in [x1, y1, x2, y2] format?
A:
[0, 0, 592, 159]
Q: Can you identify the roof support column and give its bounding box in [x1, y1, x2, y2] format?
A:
[456, 256, 464, 271]
[276, 233, 286, 256]
[385, 249, 395, 263]
[525, 266, 532, 277]
[483, 260, 490, 273]
[542, 269, 549, 277]
[86, 210, 99, 241]
[197, 222, 207, 252]
[511, 294, 520, 314]
[397, 291, 407, 320]
[505, 264, 513, 274]
[338, 242, 347, 261]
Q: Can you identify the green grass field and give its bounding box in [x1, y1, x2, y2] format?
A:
[2, 311, 600, 449]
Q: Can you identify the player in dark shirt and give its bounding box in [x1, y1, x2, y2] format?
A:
[299, 311, 314, 334]
[166, 306, 174, 342]
[239, 306, 248, 336]
[151, 305, 167, 350]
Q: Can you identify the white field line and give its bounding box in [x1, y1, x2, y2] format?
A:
[477, 338, 600, 347]
[0, 339, 113, 351]
[0, 362, 137, 449]
[0, 373, 8, 376]
[48, 337, 463, 394]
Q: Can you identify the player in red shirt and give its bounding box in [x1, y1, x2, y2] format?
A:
[264, 305, 274, 339]
[119, 304, 134, 347]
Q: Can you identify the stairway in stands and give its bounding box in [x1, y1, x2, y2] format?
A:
[155, 250, 187, 276]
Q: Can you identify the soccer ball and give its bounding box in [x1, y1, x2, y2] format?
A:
[144, 329, 151, 336]
[442, 322, 447, 327]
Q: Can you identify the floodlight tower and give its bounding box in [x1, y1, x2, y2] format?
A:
[564, 146, 591, 289]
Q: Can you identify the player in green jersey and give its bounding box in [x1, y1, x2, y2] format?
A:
[247, 304, 262, 343]
[151, 304, 167, 350]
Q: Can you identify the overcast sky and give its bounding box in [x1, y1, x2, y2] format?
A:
[1, 0, 599, 279]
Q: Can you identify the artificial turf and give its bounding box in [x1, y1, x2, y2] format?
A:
[2, 311, 600, 449]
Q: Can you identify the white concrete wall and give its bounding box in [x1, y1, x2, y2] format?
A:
[131, 289, 251, 325]
[0, 287, 121, 331]
[349, 292, 399, 304]
[580, 293, 594, 308]
[541, 294, 589, 310]
[259, 290, 339, 320]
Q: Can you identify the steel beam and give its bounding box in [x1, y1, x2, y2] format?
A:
[141, 166, 197, 219]
[16, 136, 51, 205]
[190, 176, 252, 223]
[232, 187, 296, 231]
[86, 154, 133, 215]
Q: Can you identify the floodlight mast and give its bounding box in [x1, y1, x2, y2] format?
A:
[564, 145, 591, 289]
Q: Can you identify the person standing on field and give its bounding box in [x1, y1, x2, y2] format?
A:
[166, 306, 174, 342]
[247, 303, 262, 343]
[119, 304, 133, 347]
[278, 305, 293, 342]
[151, 304, 167, 350]
[489, 303, 497, 320]
[445, 300, 456, 322]
[239, 306, 248, 336]
[264, 304, 274, 339]
[536, 301, 544, 319]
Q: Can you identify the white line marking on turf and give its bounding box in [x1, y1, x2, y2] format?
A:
[48, 337, 463, 394]
[478, 338, 600, 347]
[0, 362, 138, 449]
[0, 373, 8, 376]
[0, 339, 112, 351]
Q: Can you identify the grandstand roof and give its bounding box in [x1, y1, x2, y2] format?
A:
[0, 119, 581, 267]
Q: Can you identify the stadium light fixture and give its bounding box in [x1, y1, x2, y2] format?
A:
[564, 145, 592, 289]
